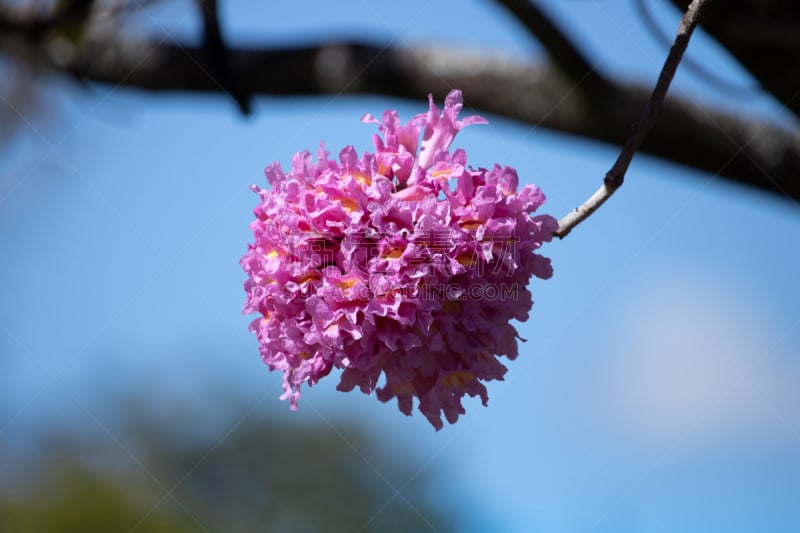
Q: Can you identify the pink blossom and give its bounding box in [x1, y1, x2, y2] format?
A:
[417, 90, 488, 170]
[241, 90, 557, 429]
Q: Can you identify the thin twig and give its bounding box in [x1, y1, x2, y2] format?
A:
[554, 0, 713, 239]
[3, 1, 796, 201]
[634, 0, 754, 96]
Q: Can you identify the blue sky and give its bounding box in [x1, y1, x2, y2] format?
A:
[2, 0, 800, 531]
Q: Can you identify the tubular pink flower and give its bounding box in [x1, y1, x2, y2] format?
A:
[417, 90, 488, 170]
[242, 90, 557, 430]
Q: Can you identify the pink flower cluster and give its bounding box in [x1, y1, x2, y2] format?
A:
[241, 90, 557, 429]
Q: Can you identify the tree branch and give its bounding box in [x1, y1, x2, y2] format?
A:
[196, 0, 250, 114]
[635, 0, 755, 96]
[491, 0, 612, 96]
[3, 6, 798, 208]
[670, 0, 800, 119]
[554, 0, 712, 238]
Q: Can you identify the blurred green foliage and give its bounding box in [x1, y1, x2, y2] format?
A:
[0, 406, 451, 532]
[0, 464, 196, 532]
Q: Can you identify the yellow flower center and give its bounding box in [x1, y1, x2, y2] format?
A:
[443, 370, 474, 388]
[384, 247, 405, 259]
[455, 252, 476, 268]
[339, 197, 359, 212]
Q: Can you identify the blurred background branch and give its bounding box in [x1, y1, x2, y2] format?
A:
[0, 0, 799, 202]
[669, 0, 800, 117]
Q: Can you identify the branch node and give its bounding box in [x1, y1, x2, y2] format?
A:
[554, 0, 713, 239]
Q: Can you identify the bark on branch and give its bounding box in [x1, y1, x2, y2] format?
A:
[2, 14, 799, 204]
[491, 0, 612, 97]
[555, 0, 712, 237]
